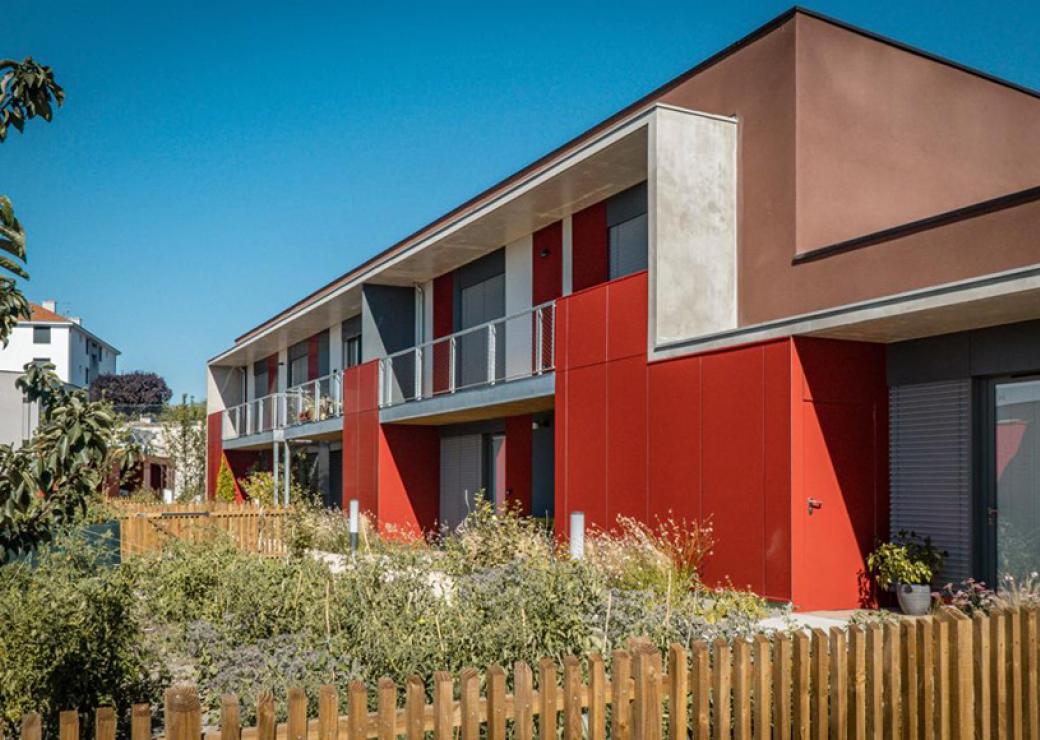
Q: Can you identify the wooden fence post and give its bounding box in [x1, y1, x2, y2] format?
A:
[287, 687, 308, 740]
[164, 686, 200, 740]
[940, 606, 974, 740]
[220, 694, 241, 740]
[488, 666, 508, 740]
[668, 644, 688, 740]
[974, 613, 992, 740]
[563, 657, 583, 740]
[348, 681, 368, 740]
[633, 646, 662, 740]
[713, 638, 732, 740]
[58, 710, 78, 740]
[377, 678, 396, 740]
[405, 675, 426, 740]
[1009, 606, 1025, 740]
[772, 633, 792, 740]
[690, 641, 711, 740]
[900, 620, 919, 740]
[461, 667, 481, 740]
[612, 649, 633, 740]
[588, 653, 607, 740]
[131, 704, 151, 740]
[256, 690, 276, 740]
[828, 627, 847, 740]
[847, 626, 866, 740]
[19, 713, 41, 740]
[882, 622, 901, 739]
[319, 684, 340, 740]
[792, 631, 810, 740]
[512, 663, 534, 740]
[753, 635, 772, 740]
[810, 629, 829, 740]
[1023, 607, 1039, 740]
[916, 617, 934, 740]
[732, 638, 751, 740]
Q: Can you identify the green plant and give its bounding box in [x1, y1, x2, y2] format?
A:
[0, 542, 164, 737]
[238, 470, 311, 508]
[214, 457, 236, 503]
[867, 530, 945, 589]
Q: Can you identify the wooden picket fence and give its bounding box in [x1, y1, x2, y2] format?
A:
[12, 603, 1040, 740]
[115, 504, 290, 559]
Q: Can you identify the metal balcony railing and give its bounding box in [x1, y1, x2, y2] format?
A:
[379, 300, 555, 409]
[222, 372, 342, 441]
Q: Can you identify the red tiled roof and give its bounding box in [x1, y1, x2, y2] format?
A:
[29, 303, 69, 323]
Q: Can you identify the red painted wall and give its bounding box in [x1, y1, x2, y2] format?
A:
[571, 201, 608, 292]
[532, 221, 563, 304]
[554, 272, 888, 608]
[342, 361, 440, 533]
[266, 354, 278, 394]
[505, 414, 532, 514]
[206, 412, 223, 497]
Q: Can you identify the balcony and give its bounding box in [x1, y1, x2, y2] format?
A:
[222, 373, 342, 441]
[379, 301, 555, 409]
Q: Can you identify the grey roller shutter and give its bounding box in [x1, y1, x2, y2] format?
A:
[889, 379, 973, 584]
[439, 434, 483, 530]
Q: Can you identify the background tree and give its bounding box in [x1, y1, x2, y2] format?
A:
[0, 58, 62, 339]
[0, 56, 137, 560]
[90, 371, 173, 416]
[162, 395, 206, 502]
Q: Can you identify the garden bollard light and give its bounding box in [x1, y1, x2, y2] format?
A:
[569, 511, 585, 560]
[349, 498, 359, 553]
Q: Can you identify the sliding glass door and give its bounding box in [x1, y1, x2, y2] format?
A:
[987, 377, 1040, 584]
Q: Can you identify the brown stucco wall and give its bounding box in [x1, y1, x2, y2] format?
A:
[654, 12, 1040, 328]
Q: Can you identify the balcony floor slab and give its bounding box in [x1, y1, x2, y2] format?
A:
[379, 373, 554, 425]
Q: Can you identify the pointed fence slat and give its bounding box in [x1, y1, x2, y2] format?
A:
[752, 635, 772, 740]
[24, 604, 1040, 740]
[690, 641, 711, 740]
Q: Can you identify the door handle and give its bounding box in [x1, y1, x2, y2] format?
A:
[808, 498, 823, 516]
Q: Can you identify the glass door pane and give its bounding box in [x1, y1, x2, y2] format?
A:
[995, 379, 1040, 582]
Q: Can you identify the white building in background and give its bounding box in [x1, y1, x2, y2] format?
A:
[0, 300, 120, 447]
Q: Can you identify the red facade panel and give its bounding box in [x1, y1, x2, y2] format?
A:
[699, 345, 767, 594]
[646, 358, 702, 524]
[206, 411, 223, 497]
[606, 274, 647, 361]
[532, 222, 563, 304]
[505, 415, 533, 515]
[762, 341, 793, 600]
[379, 425, 440, 535]
[563, 284, 608, 369]
[563, 363, 609, 531]
[571, 201, 608, 292]
[606, 355, 648, 523]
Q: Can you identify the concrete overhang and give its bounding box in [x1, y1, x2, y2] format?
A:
[209, 105, 681, 369]
[222, 416, 345, 451]
[379, 373, 554, 425]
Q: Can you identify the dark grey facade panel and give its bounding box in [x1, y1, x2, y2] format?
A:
[606, 181, 647, 227]
[362, 284, 415, 356]
[341, 314, 362, 340]
[888, 318, 1040, 386]
[889, 379, 973, 584]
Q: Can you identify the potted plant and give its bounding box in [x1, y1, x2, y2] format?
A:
[866, 530, 945, 616]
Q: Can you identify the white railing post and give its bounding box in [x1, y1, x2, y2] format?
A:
[313, 379, 320, 421]
[449, 337, 457, 393]
[414, 347, 422, 400]
[535, 306, 544, 374]
[550, 303, 556, 368]
[487, 324, 496, 385]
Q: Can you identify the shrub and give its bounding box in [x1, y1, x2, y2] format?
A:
[586, 514, 714, 595]
[215, 457, 236, 502]
[0, 543, 164, 736]
[239, 471, 313, 509]
[867, 530, 945, 589]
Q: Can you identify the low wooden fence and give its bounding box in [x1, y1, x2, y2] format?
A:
[12, 604, 1040, 740]
[115, 503, 290, 559]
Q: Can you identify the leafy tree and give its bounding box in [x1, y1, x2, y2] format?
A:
[90, 371, 173, 415]
[0, 56, 136, 560]
[162, 395, 206, 502]
[0, 58, 63, 340]
[215, 457, 237, 503]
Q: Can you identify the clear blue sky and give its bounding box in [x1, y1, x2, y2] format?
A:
[5, 1, 1039, 399]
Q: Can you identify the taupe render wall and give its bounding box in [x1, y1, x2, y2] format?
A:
[655, 14, 1040, 331]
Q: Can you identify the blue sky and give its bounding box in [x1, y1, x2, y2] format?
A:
[4, 1, 1039, 399]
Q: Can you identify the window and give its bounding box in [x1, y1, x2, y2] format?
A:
[342, 315, 362, 369]
[253, 358, 270, 398]
[33, 326, 50, 344]
[606, 182, 648, 280]
[287, 340, 308, 387]
[344, 335, 361, 368]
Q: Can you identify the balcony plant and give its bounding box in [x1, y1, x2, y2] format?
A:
[867, 530, 945, 615]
